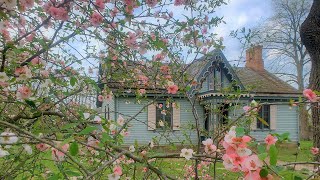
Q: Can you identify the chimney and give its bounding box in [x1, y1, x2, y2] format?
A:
[245, 45, 264, 71]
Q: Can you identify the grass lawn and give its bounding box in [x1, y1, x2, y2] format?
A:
[277, 141, 314, 162]
[8, 141, 316, 179]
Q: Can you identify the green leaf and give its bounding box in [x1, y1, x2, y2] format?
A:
[25, 100, 37, 109]
[47, 174, 61, 180]
[257, 145, 266, 153]
[257, 116, 269, 126]
[259, 168, 268, 178]
[269, 144, 278, 166]
[235, 127, 245, 137]
[101, 132, 112, 143]
[61, 123, 78, 130]
[258, 153, 268, 161]
[78, 126, 97, 135]
[65, 170, 81, 176]
[70, 77, 77, 86]
[293, 176, 303, 180]
[70, 142, 79, 156]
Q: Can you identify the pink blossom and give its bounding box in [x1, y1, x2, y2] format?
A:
[90, 12, 103, 27]
[153, 53, 164, 61]
[17, 86, 32, 99]
[105, 92, 113, 102]
[303, 89, 318, 102]
[202, 138, 217, 154]
[138, 75, 148, 85]
[139, 89, 146, 95]
[174, 0, 185, 6]
[87, 137, 100, 151]
[243, 155, 263, 171]
[31, 57, 41, 65]
[244, 168, 262, 180]
[111, 7, 119, 17]
[167, 84, 178, 94]
[40, 70, 49, 77]
[202, 27, 207, 34]
[150, 33, 156, 41]
[142, 167, 148, 172]
[160, 65, 170, 74]
[26, 32, 35, 42]
[243, 106, 251, 112]
[125, 32, 137, 49]
[52, 143, 69, 161]
[146, 0, 157, 7]
[222, 154, 240, 172]
[229, 153, 245, 166]
[113, 166, 122, 176]
[48, 7, 69, 21]
[311, 147, 319, 155]
[36, 143, 49, 151]
[20, 0, 34, 9]
[98, 95, 104, 102]
[231, 136, 251, 148]
[95, 0, 105, 10]
[264, 134, 277, 146]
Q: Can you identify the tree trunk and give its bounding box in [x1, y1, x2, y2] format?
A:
[300, 0, 320, 164]
[300, 105, 311, 140]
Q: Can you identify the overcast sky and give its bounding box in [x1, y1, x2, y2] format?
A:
[215, 0, 273, 65]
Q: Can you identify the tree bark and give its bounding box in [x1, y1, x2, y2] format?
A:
[300, 0, 320, 163]
[300, 105, 311, 140]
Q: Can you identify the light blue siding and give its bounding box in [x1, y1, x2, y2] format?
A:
[250, 105, 299, 142]
[116, 97, 204, 145]
[200, 79, 208, 93]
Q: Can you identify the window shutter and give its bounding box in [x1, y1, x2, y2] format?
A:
[250, 117, 257, 130]
[172, 103, 180, 130]
[147, 103, 156, 130]
[270, 105, 277, 130]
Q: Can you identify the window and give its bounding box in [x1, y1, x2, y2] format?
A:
[219, 103, 229, 125]
[208, 67, 223, 91]
[156, 102, 172, 128]
[257, 105, 270, 129]
[208, 72, 215, 90]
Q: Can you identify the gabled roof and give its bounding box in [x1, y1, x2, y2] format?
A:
[187, 50, 244, 98]
[233, 67, 299, 94]
[187, 50, 300, 98]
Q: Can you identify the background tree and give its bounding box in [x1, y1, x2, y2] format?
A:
[301, 0, 320, 162]
[255, 0, 312, 140]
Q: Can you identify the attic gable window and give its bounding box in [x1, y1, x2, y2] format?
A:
[208, 67, 223, 91]
[156, 102, 172, 129]
[257, 105, 270, 129]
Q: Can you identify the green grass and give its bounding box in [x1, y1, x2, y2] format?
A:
[278, 141, 313, 162]
[4, 141, 315, 179]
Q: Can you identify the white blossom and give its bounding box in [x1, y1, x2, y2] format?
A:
[108, 173, 120, 180]
[117, 115, 125, 126]
[0, 147, 9, 157]
[180, 148, 193, 160]
[129, 145, 135, 152]
[22, 144, 33, 155]
[83, 113, 90, 119]
[0, 72, 9, 82]
[0, 132, 18, 145]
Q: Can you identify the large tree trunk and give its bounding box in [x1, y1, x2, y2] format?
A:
[300, 105, 311, 140]
[300, 0, 320, 163]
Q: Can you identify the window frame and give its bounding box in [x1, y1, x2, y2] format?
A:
[257, 105, 270, 130]
[155, 101, 173, 129]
